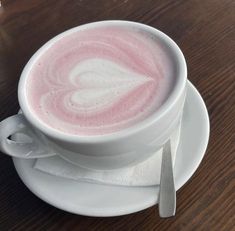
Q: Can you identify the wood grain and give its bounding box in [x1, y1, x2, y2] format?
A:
[0, 0, 234, 230]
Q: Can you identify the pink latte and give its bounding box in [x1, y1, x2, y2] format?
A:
[26, 25, 175, 135]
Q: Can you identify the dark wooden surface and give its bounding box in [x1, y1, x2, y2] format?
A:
[0, 0, 234, 230]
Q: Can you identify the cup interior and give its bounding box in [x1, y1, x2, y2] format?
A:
[18, 20, 187, 143]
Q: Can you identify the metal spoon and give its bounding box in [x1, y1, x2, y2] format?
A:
[158, 140, 176, 218]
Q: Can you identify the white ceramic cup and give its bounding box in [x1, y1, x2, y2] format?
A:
[0, 21, 187, 170]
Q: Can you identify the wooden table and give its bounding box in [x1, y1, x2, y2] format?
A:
[0, 0, 234, 230]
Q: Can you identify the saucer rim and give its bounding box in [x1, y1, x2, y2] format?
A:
[12, 80, 210, 217]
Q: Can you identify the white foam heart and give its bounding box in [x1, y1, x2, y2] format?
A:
[68, 59, 152, 114]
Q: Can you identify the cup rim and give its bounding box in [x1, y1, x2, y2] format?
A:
[18, 20, 187, 143]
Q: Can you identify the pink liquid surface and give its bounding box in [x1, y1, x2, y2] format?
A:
[26, 25, 175, 136]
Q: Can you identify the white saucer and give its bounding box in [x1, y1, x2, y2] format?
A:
[13, 81, 210, 217]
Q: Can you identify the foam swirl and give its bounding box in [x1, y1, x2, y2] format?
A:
[27, 26, 174, 135]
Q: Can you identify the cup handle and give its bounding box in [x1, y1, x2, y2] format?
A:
[0, 114, 56, 158]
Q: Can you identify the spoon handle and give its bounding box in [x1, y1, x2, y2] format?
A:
[158, 140, 176, 218]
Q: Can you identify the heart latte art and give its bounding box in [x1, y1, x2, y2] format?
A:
[27, 26, 175, 135]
